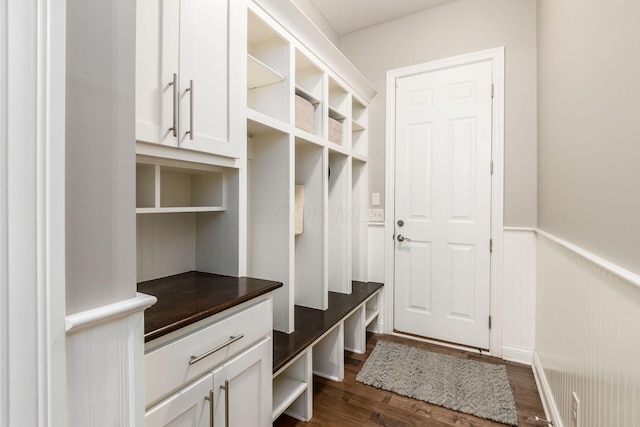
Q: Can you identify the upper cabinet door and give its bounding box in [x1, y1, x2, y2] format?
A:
[179, 0, 232, 156]
[136, 0, 238, 159]
[136, 0, 180, 148]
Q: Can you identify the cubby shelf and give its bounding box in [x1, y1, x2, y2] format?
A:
[247, 53, 286, 89]
[295, 86, 321, 106]
[352, 119, 366, 132]
[327, 105, 347, 122]
[272, 376, 308, 421]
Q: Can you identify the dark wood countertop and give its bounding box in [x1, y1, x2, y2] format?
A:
[273, 281, 383, 373]
[138, 271, 283, 342]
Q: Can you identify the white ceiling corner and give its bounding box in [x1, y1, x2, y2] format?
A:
[307, 0, 458, 35]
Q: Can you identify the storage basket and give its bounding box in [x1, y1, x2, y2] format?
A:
[328, 117, 343, 145]
[295, 95, 315, 134]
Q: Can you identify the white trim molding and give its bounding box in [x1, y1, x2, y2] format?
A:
[66, 294, 156, 426]
[532, 351, 564, 427]
[384, 48, 505, 357]
[2, 0, 67, 425]
[65, 292, 157, 334]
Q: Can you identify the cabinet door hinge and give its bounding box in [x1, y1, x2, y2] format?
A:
[490, 239, 493, 253]
[491, 84, 495, 98]
[490, 160, 494, 175]
[489, 316, 492, 329]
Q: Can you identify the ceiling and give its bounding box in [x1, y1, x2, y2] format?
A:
[307, 0, 458, 35]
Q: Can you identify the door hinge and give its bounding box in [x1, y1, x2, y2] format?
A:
[489, 239, 493, 253]
[489, 316, 492, 329]
[490, 160, 494, 175]
[491, 84, 495, 98]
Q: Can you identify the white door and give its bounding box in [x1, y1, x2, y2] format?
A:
[394, 60, 493, 349]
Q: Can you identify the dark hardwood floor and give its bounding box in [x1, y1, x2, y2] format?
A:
[274, 333, 545, 427]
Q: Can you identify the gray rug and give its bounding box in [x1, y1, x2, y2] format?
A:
[356, 341, 518, 426]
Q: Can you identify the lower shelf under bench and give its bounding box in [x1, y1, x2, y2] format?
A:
[272, 281, 384, 422]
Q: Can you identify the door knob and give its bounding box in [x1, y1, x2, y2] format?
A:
[397, 234, 411, 242]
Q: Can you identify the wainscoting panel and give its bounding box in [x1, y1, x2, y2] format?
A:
[66, 293, 156, 427]
[502, 228, 536, 364]
[368, 223, 385, 283]
[535, 231, 640, 427]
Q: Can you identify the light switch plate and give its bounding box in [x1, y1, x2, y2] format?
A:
[371, 192, 380, 206]
[368, 208, 384, 222]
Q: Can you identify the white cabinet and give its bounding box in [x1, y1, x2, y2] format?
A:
[144, 299, 273, 427]
[136, 0, 237, 158]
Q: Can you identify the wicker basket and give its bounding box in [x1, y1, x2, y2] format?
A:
[328, 117, 343, 145]
[295, 95, 315, 134]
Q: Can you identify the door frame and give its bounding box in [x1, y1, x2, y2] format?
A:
[384, 47, 505, 356]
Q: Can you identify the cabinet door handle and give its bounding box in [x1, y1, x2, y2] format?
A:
[205, 390, 214, 427]
[168, 73, 178, 137]
[189, 334, 244, 365]
[185, 79, 194, 140]
[220, 380, 230, 427]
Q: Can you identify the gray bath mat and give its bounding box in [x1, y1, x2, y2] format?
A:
[356, 340, 518, 426]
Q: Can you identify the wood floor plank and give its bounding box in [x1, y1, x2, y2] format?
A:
[274, 333, 546, 426]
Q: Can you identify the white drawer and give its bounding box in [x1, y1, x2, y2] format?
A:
[145, 299, 272, 406]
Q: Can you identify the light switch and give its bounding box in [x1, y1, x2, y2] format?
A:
[371, 192, 380, 206]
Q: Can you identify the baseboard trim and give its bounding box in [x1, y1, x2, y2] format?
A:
[501, 345, 533, 365]
[531, 351, 563, 427]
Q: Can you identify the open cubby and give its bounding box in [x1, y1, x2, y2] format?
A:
[247, 120, 294, 333]
[351, 97, 368, 155]
[295, 50, 323, 137]
[136, 158, 226, 213]
[327, 150, 350, 294]
[136, 163, 156, 209]
[160, 166, 224, 209]
[272, 349, 312, 422]
[247, 11, 290, 123]
[327, 78, 348, 147]
[294, 140, 327, 310]
[136, 168, 240, 283]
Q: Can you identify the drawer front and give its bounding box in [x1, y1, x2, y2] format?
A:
[145, 299, 272, 406]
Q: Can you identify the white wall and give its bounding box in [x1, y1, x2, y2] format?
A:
[537, 0, 640, 273]
[66, 0, 137, 314]
[535, 0, 640, 425]
[339, 0, 538, 227]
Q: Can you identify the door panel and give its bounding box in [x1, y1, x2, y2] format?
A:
[179, 0, 230, 154]
[394, 60, 492, 349]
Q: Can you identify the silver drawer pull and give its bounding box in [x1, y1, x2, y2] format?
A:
[221, 380, 230, 427]
[189, 334, 244, 365]
[204, 390, 214, 427]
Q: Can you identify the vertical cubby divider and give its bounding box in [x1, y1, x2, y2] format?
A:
[327, 150, 351, 294]
[247, 121, 295, 333]
[294, 139, 328, 310]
